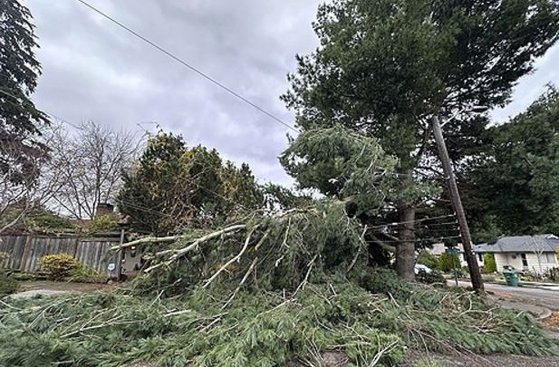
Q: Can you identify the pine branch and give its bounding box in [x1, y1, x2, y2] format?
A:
[143, 224, 247, 273]
[203, 226, 258, 288]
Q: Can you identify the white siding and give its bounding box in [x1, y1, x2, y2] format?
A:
[525, 253, 556, 274]
[494, 253, 523, 272]
[493, 252, 557, 274]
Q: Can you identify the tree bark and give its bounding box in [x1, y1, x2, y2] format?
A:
[395, 205, 416, 280]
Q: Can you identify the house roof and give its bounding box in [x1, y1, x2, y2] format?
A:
[474, 235, 559, 253]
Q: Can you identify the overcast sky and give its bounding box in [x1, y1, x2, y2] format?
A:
[25, 0, 559, 186]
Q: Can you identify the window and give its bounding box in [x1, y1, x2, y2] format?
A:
[545, 253, 556, 264]
[477, 253, 483, 262]
[520, 253, 528, 267]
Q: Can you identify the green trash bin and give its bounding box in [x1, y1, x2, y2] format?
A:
[503, 271, 519, 287]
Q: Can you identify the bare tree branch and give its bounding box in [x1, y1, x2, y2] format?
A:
[45, 121, 141, 219]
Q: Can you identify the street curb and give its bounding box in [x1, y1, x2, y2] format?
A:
[480, 280, 559, 292]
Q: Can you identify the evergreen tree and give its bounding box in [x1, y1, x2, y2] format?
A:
[0, 0, 49, 186]
[283, 0, 559, 278]
[483, 253, 497, 273]
[464, 87, 559, 237]
[118, 131, 263, 234]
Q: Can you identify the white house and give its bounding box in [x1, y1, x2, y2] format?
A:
[474, 235, 559, 274]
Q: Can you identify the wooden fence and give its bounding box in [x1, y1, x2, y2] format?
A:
[0, 233, 121, 273]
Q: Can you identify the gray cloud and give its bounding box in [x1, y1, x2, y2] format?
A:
[26, 0, 559, 187]
[27, 0, 320, 186]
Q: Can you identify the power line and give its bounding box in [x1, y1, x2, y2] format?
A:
[0, 88, 82, 130]
[73, 0, 298, 134]
[373, 235, 462, 243]
[368, 214, 456, 229]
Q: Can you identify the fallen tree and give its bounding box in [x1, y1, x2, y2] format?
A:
[125, 203, 369, 301]
[1, 201, 558, 366]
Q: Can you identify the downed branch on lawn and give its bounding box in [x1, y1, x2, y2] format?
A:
[125, 203, 370, 299]
[2, 272, 558, 367]
[2, 200, 559, 366]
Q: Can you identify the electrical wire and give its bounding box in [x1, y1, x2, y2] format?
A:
[371, 235, 462, 243]
[0, 88, 82, 130]
[368, 214, 456, 229]
[2, 82, 459, 229]
[73, 0, 298, 133]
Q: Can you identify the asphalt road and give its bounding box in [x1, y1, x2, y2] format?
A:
[456, 280, 559, 310]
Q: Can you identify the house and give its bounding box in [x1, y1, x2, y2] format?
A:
[474, 235, 559, 274]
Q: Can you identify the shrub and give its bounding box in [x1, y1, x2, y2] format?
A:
[546, 267, 559, 282]
[357, 267, 413, 300]
[416, 269, 446, 286]
[438, 253, 460, 273]
[39, 254, 82, 280]
[0, 271, 18, 296]
[89, 214, 118, 232]
[68, 266, 105, 283]
[416, 250, 439, 270]
[483, 253, 497, 273]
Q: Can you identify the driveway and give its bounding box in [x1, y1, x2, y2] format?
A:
[455, 280, 559, 311]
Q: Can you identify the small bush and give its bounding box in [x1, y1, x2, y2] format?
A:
[0, 271, 18, 296]
[39, 254, 82, 280]
[358, 267, 413, 300]
[546, 267, 559, 281]
[416, 269, 446, 286]
[416, 250, 439, 270]
[89, 214, 118, 232]
[68, 266, 105, 283]
[483, 253, 497, 273]
[438, 253, 461, 273]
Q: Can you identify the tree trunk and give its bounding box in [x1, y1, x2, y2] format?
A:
[395, 205, 416, 280]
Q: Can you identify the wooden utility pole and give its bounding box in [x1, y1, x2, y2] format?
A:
[431, 115, 484, 291]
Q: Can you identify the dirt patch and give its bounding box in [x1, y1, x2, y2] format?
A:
[18, 280, 114, 293]
[542, 311, 559, 331]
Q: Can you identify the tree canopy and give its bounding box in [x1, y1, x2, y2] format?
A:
[463, 87, 559, 240]
[44, 121, 139, 220]
[284, 0, 559, 162]
[117, 131, 263, 234]
[281, 125, 398, 216]
[282, 0, 559, 278]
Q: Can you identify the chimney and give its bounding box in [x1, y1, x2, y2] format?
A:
[95, 203, 114, 218]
